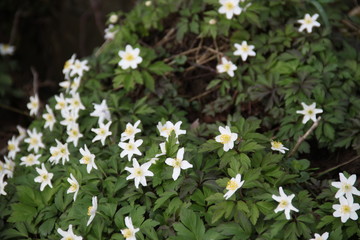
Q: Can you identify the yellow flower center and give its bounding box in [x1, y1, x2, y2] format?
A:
[242, 45, 249, 52]
[27, 156, 35, 163]
[64, 60, 71, 69]
[70, 183, 78, 191]
[279, 200, 289, 208]
[226, 179, 238, 190]
[125, 126, 134, 136]
[304, 17, 313, 25]
[225, 2, 235, 10]
[307, 110, 313, 115]
[45, 114, 53, 121]
[83, 155, 91, 164]
[223, 63, 231, 72]
[99, 129, 106, 135]
[65, 237, 74, 240]
[0, 165, 3, 171]
[219, 134, 231, 144]
[272, 141, 282, 149]
[134, 168, 143, 177]
[126, 143, 134, 151]
[59, 102, 65, 108]
[31, 101, 38, 108]
[124, 53, 135, 61]
[73, 100, 79, 107]
[87, 206, 93, 216]
[3, 44, 9, 50]
[30, 137, 38, 145]
[60, 147, 66, 154]
[341, 205, 351, 214]
[71, 129, 79, 136]
[8, 144, 15, 151]
[173, 158, 182, 168]
[75, 62, 81, 69]
[52, 150, 59, 157]
[343, 184, 352, 192]
[41, 174, 48, 181]
[123, 228, 133, 238]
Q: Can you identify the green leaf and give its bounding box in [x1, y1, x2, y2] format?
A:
[148, 61, 173, 75]
[142, 71, 155, 91]
[153, 191, 177, 211]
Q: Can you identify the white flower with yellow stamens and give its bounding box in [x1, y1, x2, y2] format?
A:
[7, 136, 20, 159]
[66, 125, 83, 147]
[34, 163, 53, 191]
[20, 153, 41, 167]
[24, 128, 45, 153]
[216, 57, 237, 77]
[0, 43, 15, 56]
[67, 173, 80, 201]
[118, 45, 143, 70]
[42, 105, 56, 131]
[310, 232, 329, 240]
[157, 121, 186, 141]
[119, 139, 143, 161]
[165, 147, 193, 181]
[271, 140, 289, 154]
[272, 187, 299, 220]
[121, 120, 141, 142]
[79, 144, 97, 173]
[60, 109, 79, 130]
[63, 54, 76, 78]
[70, 59, 89, 78]
[57, 224, 83, 240]
[224, 174, 244, 200]
[218, 0, 242, 20]
[125, 158, 153, 188]
[90, 99, 111, 124]
[91, 121, 112, 146]
[49, 140, 70, 165]
[3, 157, 15, 178]
[297, 13, 321, 33]
[332, 196, 360, 223]
[296, 102, 323, 124]
[66, 92, 85, 113]
[121, 216, 139, 240]
[234, 41, 256, 61]
[331, 173, 360, 202]
[87, 196, 97, 226]
[215, 126, 238, 152]
[55, 93, 68, 114]
[27, 94, 40, 116]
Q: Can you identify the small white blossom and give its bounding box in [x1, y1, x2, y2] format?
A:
[125, 158, 153, 188]
[0, 43, 15, 56]
[296, 102, 323, 124]
[332, 196, 360, 223]
[224, 174, 244, 200]
[59, 78, 71, 92]
[16, 125, 27, 142]
[48, 140, 70, 165]
[67, 173, 80, 201]
[298, 13, 321, 33]
[118, 45, 143, 70]
[66, 125, 83, 147]
[66, 92, 85, 113]
[271, 140, 289, 154]
[3, 157, 15, 178]
[24, 128, 45, 153]
[121, 120, 141, 142]
[310, 232, 329, 240]
[272, 187, 299, 220]
[119, 139, 143, 161]
[233, 41, 256, 61]
[27, 94, 40, 116]
[42, 105, 56, 131]
[57, 224, 83, 240]
[218, 0, 242, 20]
[0, 176, 7, 195]
[104, 24, 118, 40]
[90, 99, 111, 124]
[216, 57, 237, 77]
[34, 163, 53, 191]
[60, 109, 79, 130]
[87, 196, 98, 226]
[109, 14, 118, 23]
[121, 216, 140, 240]
[79, 144, 97, 173]
[91, 121, 112, 145]
[157, 121, 186, 141]
[165, 148, 193, 181]
[331, 173, 360, 202]
[70, 59, 89, 78]
[55, 93, 68, 114]
[20, 153, 41, 167]
[7, 136, 20, 159]
[215, 126, 238, 152]
[145, 1, 152, 6]
[70, 76, 81, 94]
[63, 54, 76, 78]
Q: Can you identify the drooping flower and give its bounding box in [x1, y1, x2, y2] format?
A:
[87, 196, 98, 226]
[310, 232, 329, 240]
[125, 158, 153, 188]
[7, 136, 20, 159]
[233, 41, 256, 61]
[157, 121, 186, 141]
[218, 0, 242, 20]
[297, 13, 321, 33]
[34, 163, 53, 191]
[118, 45, 143, 70]
[16, 125, 27, 142]
[66, 125, 83, 147]
[119, 139, 143, 161]
[20, 153, 41, 167]
[332, 196, 360, 223]
[331, 173, 360, 202]
[79, 144, 97, 173]
[296, 102, 323, 124]
[165, 147, 193, 181]
[121, 120, 141, 142]
[224, 174, 245, 200]
[216, 57, 237, 77]
[57, 224, 83, 240]
[90, 99, 111, 124]
[48, 140, 70, 165]
[42, 105, 56, 131]
[91, 121, 112, 146]
[0, 43, 15, 56]
[215, 126, 238, 152]
[67, 173, 80, 201]
[24, 128, 45, 153]
[70, 59, 89, 78]
[104, 24, 118, 40]
[271, 140, 289, 154]
[27, 94, 40, 116]
[272, 187, 299, 220]
[121, 216, 140, 240]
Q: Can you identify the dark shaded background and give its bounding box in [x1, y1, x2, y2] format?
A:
[0, 0, 135, 149]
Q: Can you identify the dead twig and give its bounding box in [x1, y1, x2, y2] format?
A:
[155, 28, 176, 47]
[189, 85, 220, 102]
[9, 10, 22, 44]
[316, 155, 360, 177]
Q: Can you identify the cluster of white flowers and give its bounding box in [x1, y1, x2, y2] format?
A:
[104, 13, 119, 40]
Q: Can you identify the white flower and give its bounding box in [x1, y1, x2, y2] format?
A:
[34, 163, 53, 191]
[70, 76, 81, 94]
[3, 157, 15, 178]
[60, 109, 79, 130]
[149, 142, 166, 164]
[87, 196, 98, 226]
[0, 43, 15, 56]
[109, 14, 118, 23]
[70, 59, 89, 77]
[90, 99, 111, 124]
[119, 139, 143, 161]
[67, 173, 80, 201]
[121, 120, 141, 142]
[20, 153, 41, 167]
[209, 19, 217, 25]
[145, 1, 152, 6]
[165, 148, 193, 181]
[157, 121, 186, 141]
[27, 94, 40, 116]
[331, 173, 360, 202]
[125, 158, 153, 188]
[57, 224, 83, 240]
[104, 24, 118, 40]
[118, 45, 143, 70]
[224, 174, 245, 200]
[332, 196, 360, 223]
[298, 13, 321, 33]
[121, 216, 140, 240]
[79, 144, 97, 173]
[233, 41, 256, 61]
[63, 54, 76, 78]
[66, 125, 83, 147]
[0, 177, 7, 195]
[215, 126, 238, 152]
[310, 232, 329, 240]
[48, 140, 70, 165]
[16, 125, 27, 142]
[218, 0, 242, 20]
[24, 128, 45, 153]
[59, 79, 71, 92]
[296, 102, 323, 124]
[66, 92, 85, 112]
[271, 140, 289, 154]
[216, 57, 237, 77]
[55, 93, 68, 114]
[7, 136, 20, 159]
[91, 121, 112, 145]
[272, 187, 299, 220]
[42, 105, 56, 131]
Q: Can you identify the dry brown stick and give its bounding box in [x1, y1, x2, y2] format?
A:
[204, 46, 224, 57]
[316, 155, 360, 177]
[31, 67, 39, 96]
[155, 28, 175, 47]
[184, 54, 217, 72]
[89, 0, 105, 36]
[9, 10, 22, 44]
[164, 47, 201, 62]
[189, 85, 221, 102]
[287, 117, 321, 157]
